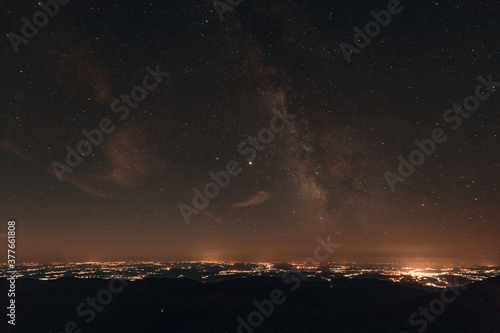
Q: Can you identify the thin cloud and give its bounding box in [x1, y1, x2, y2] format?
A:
[0, 140, 31, 161]
[232, 191, 271, 208]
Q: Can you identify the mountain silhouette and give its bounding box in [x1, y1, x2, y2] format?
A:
[1, 275, 499, 332]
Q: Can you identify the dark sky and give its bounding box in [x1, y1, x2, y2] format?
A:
[0, 0, 499, 264]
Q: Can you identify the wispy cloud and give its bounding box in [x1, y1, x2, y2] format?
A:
[97, 126, 167, 188]
[232, 191, 271, 208]
[0, 140, 31, 161]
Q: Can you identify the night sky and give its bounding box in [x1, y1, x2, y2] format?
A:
[0, 0, 499, 264]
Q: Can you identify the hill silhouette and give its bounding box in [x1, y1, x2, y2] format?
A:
[1, 275, 499, 332]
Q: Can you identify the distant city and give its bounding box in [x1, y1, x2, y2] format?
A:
[4, 262, 499, 288]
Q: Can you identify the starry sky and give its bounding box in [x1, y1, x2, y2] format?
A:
[0, 0, 499, 264]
